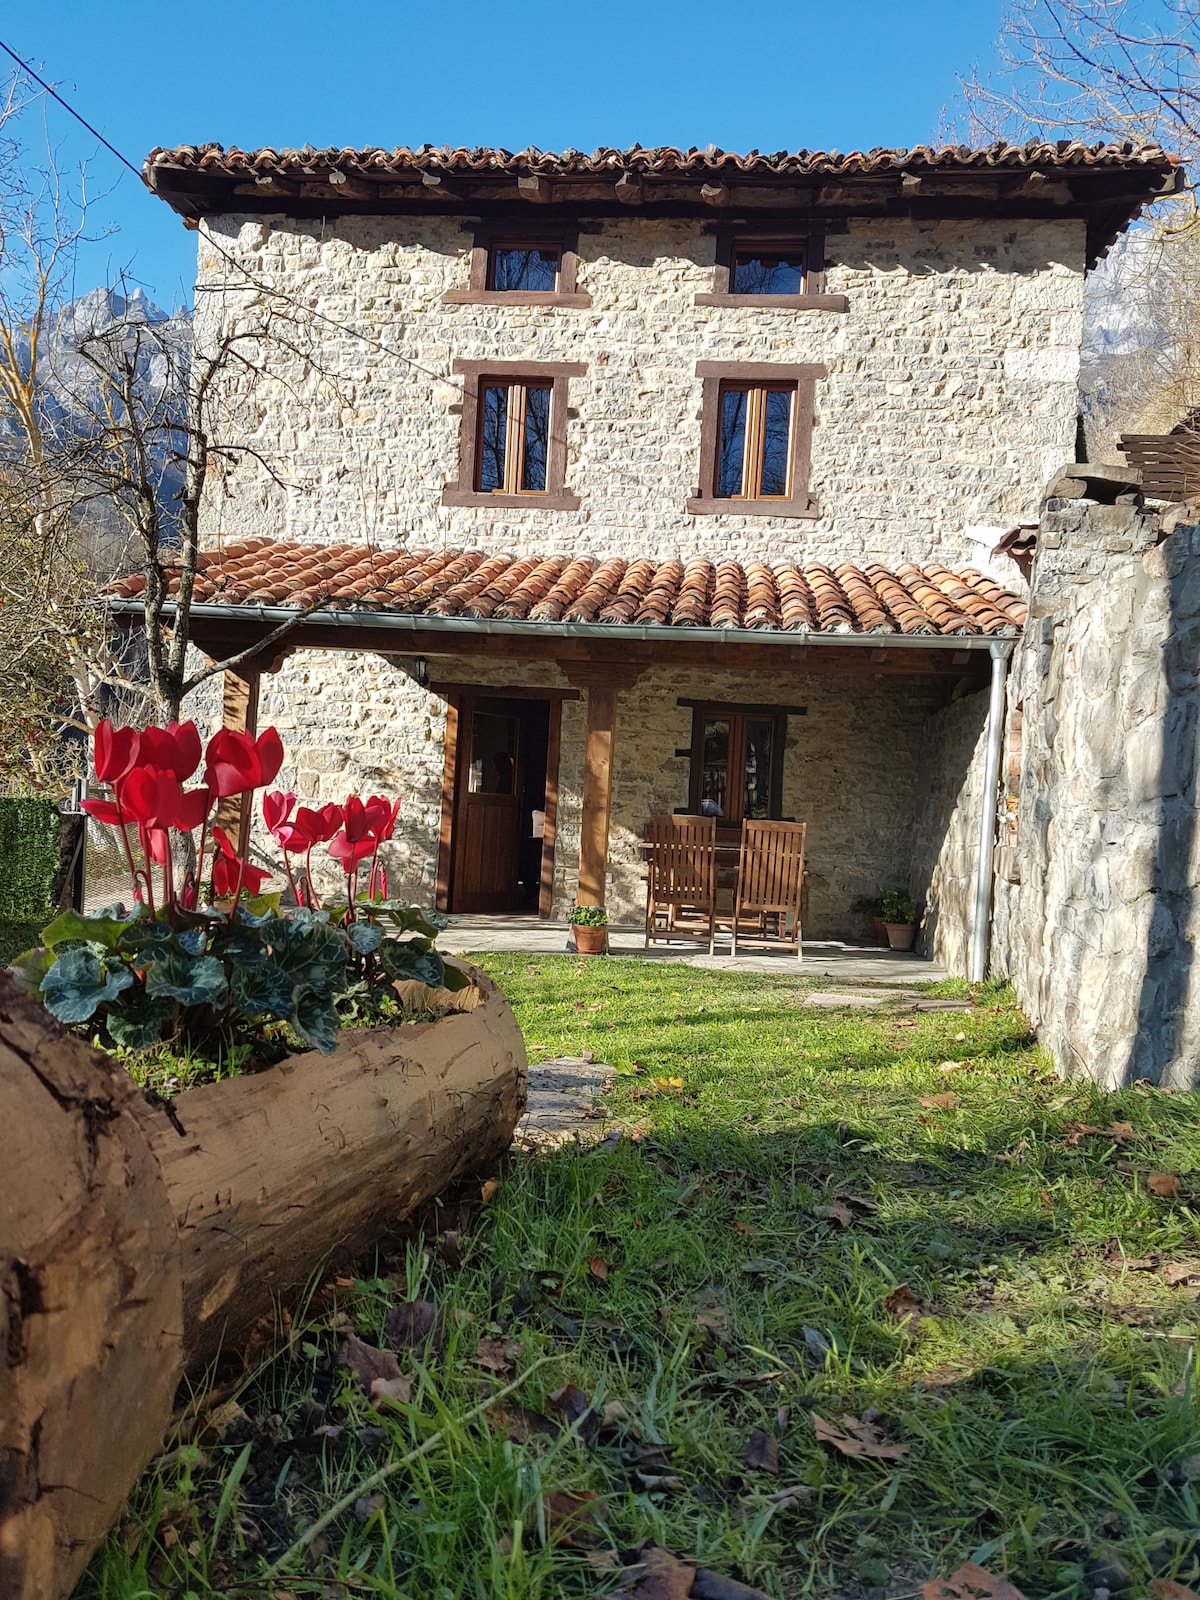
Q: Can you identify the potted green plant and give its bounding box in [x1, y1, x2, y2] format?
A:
[569, 903, 609, 955]
[878, 887, 919, 952]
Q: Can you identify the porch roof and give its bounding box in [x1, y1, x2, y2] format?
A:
[107, 541, 1026, 642]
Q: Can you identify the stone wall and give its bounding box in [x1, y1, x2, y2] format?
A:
[911, 688, 991, 975]
[192, 211, 1084, 569]
[999, 495, 1200, 1087]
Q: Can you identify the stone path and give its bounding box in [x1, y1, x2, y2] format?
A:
[515, 1055, 616, 1150]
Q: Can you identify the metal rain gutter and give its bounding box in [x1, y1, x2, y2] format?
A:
[105, 598, 1021, 654]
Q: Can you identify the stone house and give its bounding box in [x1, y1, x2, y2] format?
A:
[124, 139, 1179, 966]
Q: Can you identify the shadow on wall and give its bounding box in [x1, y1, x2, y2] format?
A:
[1129, 540, 1200, 1085]
[910, 687, 991, 978]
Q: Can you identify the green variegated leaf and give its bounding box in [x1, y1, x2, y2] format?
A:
[213, 927, 268, 968]
[377, 939, 445, 989]
[176, 926, 207, 955]
[231, 960, 295, 1021]
[347, 920, 383, 954]
[119, 919, 176, 952]
[439, 960, 472, 992]
[40, 947, 135, 1023]
[106, 991, 171, 1050]
[144, 950, 228, 1008]
[291, 987, 341, 1054]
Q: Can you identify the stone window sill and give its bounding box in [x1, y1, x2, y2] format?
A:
[441, 486, 581, 511]
[686, 495, 821, 519]
[442, 289, 593, 308]
[693, 292, 848, 311]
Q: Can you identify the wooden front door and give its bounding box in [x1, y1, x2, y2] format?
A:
[452, 705, 522, 912]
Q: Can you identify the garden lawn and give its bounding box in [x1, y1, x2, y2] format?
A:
[81, 957, 1200, 1600]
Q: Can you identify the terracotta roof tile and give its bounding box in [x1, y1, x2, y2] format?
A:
[108, 542, 1026, 639]
[146, 139, 1181, 184]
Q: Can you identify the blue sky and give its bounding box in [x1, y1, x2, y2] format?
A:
[7, 0, 1001, 309]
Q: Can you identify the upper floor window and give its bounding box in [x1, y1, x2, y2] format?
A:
[443, 227, 591, 307]
[687, 361, 825, 519]
[479, 379, 552, 494]
[695, 228, 847, 311]
[442, 359, 585, 511]
[489, 245, 560, 294]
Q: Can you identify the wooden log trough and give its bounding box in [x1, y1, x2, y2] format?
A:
[0, 962, 527, 1600]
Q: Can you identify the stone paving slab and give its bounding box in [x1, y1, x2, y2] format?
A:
[515, 1056, 616, 1151]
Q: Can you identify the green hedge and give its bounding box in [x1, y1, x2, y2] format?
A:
[0, 797, 60, 922]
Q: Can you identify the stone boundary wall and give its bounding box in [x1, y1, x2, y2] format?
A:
[998, 493, 1200, 1087]
[911, 689, 991, 975]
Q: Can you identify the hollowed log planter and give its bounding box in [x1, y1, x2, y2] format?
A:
[0, 961, 526, 1600]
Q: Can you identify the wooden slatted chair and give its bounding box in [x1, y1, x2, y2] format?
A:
[731, 820, 807, 963]
[644, 814, 717, 955]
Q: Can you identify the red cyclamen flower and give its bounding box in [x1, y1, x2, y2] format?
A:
[93, 720, 140, 784]
[205, 727, 285, 799]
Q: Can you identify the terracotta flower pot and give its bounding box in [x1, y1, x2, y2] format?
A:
[572, 924, 608, 955]
[884, 921, 917, 952]
[871, 916, 890, 948]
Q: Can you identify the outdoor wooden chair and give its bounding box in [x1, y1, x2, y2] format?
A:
[730, 820, 807, 963]
[643, 814, 717, 955]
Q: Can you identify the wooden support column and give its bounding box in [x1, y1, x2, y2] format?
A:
[216, 664, 261, 852]
[561, 664, 642, 908]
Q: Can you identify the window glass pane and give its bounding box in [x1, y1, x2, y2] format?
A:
[701, 720, 730, 817]
[743, 719, 774, 819]
[522, 385, 551, 492]
[478, 385, 508, 492]
[760, 389, 793, 497]
[491, 248, 560, 292]
[469, 712, 518, 794]
[717, 389, 748, 498]
[732, 251, 804, 295]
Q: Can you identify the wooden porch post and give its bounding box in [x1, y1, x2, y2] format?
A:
[562, 665, 642, 908]
[216, 665, 261, 854]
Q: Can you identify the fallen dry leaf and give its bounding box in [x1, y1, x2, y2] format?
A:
[589, 1255, 610, 1281]
[1164, 1262, 1200, 1287]
[437, 1229, 464, 1267]
[814, 1201, 855, 1229]
[1038, 1189, 1056, 1208]
[488, 1404, 558, 1443]
[1148, 1172, 1184, 1198]
[1063, 1121, 1136, 1148]
[767, 1484, 813, 1509]
[619, 1544, 695, 1599]
[954, 1031, 967, 1042]
[369, 1373, 414, 1407]
[385, 1298, 440, 1350]
[812, 1412, 908, 1461]
[475, 1335, 521, 1374]
[548, 1382, 598, 1442]
[650, 1076, 685, 1093]
[920, 1092, 958, 1110]
[742, 1427, 780, 1473]
[339, 1332, 402, 1391]
[543, 1489, 605, 1548]
[1152, 1581, 1200, 1600]
[883, 1283, 924, 1324]
[836, 1191, 878, 1213]
[923, 1563, 1029, 1600]
[481, 1177, 500, 1204]
[938, 1060, 968, 1074]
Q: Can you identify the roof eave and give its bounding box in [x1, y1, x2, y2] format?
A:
[104, 595, 1020, 652]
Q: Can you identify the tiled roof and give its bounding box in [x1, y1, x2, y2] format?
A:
[107, 542, 1027, 638]
[145, 139, 1179, 182]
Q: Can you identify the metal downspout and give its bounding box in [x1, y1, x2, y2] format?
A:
[970, 642, 1012, 984]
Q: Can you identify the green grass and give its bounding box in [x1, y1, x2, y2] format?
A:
[79, 957, 1200, 1600]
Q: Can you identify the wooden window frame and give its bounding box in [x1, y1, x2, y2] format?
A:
[685, 704, 788, 826]
[442, 359, 585, 510]
[695, 228, 848, 310]
[442, 226, 592, 307]
[688, 360, 824, 519]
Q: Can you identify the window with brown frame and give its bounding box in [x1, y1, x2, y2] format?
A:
[442, 227, 591, 307]
[686, 706, 787, 825]
[695, 229, 848, 310]
[442, 359, 585, 510]
[687, 361, 825, 518]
